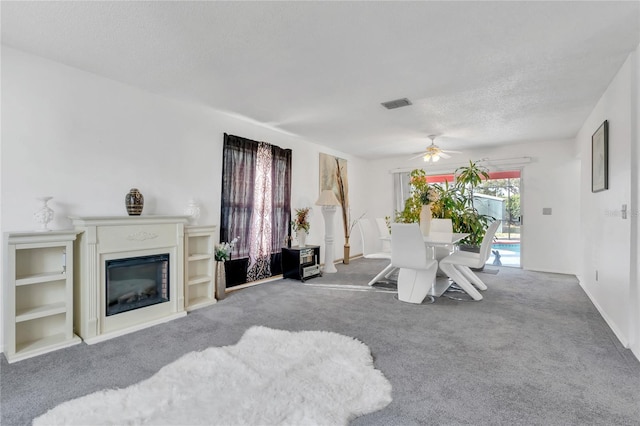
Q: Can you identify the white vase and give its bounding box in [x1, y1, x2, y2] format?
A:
[34, 196, 54, 232]
[184, 199, 201, 225]
[296, 230, 307, 247]
[419, 204, 432, 236]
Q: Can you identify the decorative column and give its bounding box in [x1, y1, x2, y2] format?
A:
[315, 190, 341, 274]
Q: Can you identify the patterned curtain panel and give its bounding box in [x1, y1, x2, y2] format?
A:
[220, 134, 292, 284]
[270, 144, 292, 253]
[247, 142, 272, 281]
[220, 134, 257, 259]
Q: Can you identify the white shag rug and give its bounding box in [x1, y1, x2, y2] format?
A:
[33, 326, 392, 426]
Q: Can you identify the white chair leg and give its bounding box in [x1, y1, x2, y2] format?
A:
[367, 263, 395, 286]
[440, 262, 483, 301]
[384, 267, 398, 279]
[397, 268, 434, 304]
[457, 265, 488, 291]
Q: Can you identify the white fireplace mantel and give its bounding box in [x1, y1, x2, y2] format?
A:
[70, 215, 190, 344]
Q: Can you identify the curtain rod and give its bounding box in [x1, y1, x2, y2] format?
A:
[388, 156, 532, 174]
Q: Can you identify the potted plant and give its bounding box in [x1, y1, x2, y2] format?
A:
[214, 236, 240, 300]
[291, 207, 311, 247]
[450, 161, 492, 251]
[395, 161, 493, 250]
[394, 169, 439, 225]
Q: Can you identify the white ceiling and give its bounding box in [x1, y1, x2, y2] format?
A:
[2, 1, 639, 159]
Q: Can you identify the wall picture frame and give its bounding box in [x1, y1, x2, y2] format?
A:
[591, 120, 608, 193]
[319, 153, 349, 206]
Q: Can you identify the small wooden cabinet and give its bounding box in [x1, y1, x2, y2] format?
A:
[184, 225, 217, 311]
[282, 245, 321, 282]
[3, 231, 81, 363]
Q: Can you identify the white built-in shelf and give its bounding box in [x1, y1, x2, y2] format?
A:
[3, 231, 81, 363]
[187, 296, 214, 310]
[188, 275, 213, 286]
[16, 302, 67, 322]
[16, 271, 66, 286]
[184, 225, 217, 312]
[188, 254, 212, 262]
[14, 333, 81, 359]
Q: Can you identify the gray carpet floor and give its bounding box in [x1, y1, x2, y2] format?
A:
[1, 258, 639, 425]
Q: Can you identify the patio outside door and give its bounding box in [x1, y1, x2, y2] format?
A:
[393, 169, 522, 268]
[473, 170, 521, 267]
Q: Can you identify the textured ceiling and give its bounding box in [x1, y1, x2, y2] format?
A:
[2, 1, 639, 159]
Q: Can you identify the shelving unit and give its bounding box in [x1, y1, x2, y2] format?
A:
[184, 225, 217, 311]
[3, 231, 81, 363]
[282, 245, 321, 282]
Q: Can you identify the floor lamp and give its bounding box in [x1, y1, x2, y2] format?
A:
[315, 189, 340, 273]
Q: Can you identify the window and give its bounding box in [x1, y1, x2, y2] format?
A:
[220, 134, 292, 286]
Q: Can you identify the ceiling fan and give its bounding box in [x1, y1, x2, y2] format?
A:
[409, 135, 461, 162]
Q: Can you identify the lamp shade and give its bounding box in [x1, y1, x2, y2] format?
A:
[315, 190, 340, 206]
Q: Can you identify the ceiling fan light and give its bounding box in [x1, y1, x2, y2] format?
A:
[432, 154, 440, 162]
[423, 154, 430, 162]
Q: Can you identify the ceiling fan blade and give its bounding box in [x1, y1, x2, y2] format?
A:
[408, 152, 426, 160]
[439, 152, 452, 159]
[442, 150, 462, 154]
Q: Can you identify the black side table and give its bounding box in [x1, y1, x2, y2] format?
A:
[281, 245, 321, 282]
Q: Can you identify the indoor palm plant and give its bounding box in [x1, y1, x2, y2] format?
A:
[449, 160, 492, 249]
[395, 161, 493, 248]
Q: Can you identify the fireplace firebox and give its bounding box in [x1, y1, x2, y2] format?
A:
[106, 254, 170, 316]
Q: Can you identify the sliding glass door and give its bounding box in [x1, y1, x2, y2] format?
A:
[392, 169, 522, 267]
[473, 171, 521, 267]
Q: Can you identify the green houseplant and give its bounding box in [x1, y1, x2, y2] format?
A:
[449, 160, 492, 249]
[394, 169, 440, 224]
[395, 161, 493, 249]
[291, 207, 311, 247]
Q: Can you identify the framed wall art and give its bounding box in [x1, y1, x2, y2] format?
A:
[591, 120, 608, 193]
[319, 153, 349, 206]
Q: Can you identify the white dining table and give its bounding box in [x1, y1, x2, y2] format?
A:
[423, 232, 470, 248]
[368, 232, 470, 297]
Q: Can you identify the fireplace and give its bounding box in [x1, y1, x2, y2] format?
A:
[106, 254, 170, 316]
[71, 216, 189, 344]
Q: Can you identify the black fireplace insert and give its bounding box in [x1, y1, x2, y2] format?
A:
[105, 254, 170, 316]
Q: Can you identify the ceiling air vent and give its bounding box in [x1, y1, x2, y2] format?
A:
[381, 98, 412, 110]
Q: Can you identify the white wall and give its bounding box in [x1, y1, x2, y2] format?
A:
[634, 41, 640, 362]
[576, 44, 639, 358]
[4, 43, 638, 361]
[365, 139, 580, 275]
[0, 47, 367, 350]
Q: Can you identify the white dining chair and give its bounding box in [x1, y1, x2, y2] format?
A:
[358, 218, 395, 285]
[439, 220, 501, 301]
[391, 223, 438, 304]
[375, 218, 391, 252]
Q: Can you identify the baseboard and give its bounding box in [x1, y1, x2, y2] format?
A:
[632, 342, 640, 363]
[83, 312, 187, 345]
[227, 275, 282, 292]
[577, 277, 630, 349]
[523, 266, 577, 276]
[334, 253, 363, 263]
[227, 253, 366, 292]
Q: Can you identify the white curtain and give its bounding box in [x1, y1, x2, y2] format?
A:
[393, 171, 412, 216]
[247, 142, 273, 281]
